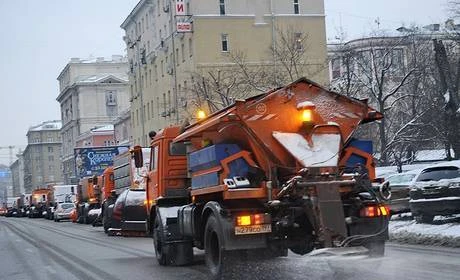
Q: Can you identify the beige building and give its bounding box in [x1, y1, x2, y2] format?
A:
[56, 56, 130, 184]
[22, 121, 63, 192]
[121, 0, 328, 146]
[113, 109, 132, 145]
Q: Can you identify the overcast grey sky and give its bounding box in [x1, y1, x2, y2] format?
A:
[0, 0, 450, 165]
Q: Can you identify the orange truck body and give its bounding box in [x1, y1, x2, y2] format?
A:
[138, 78, 389, 274]
[31, 188, 53, 207]
[75, 176, 102, 224]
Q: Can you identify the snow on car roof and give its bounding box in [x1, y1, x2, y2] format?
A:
[422, 160, 460, 170]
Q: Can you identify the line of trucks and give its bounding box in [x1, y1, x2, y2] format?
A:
[5, 185, 76, 218]
[3, 78, 391, 279]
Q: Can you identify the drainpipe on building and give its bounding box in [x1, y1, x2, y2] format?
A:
[270, 0, 277, 85]
[169, 0, 180, 124]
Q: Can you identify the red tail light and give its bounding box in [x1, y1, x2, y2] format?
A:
[236, 213, 271, 226]
[360, 205, 390, 217]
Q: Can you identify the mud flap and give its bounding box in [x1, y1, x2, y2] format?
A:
[315, 183, 347, 247]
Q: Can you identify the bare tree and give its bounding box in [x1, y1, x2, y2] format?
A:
[186, 27, 327, 116]
[433, 38, 460, 159]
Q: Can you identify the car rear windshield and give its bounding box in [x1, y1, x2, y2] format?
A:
[416, 166, 460, 182]
[61, 203, 74, 209]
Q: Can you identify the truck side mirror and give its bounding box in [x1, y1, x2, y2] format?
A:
[132, 145, 143, 168]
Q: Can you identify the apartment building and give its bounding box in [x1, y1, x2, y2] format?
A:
[56, 56, 130, 184]
[121, 0, 328, 146]
[22, 120, 63, 192]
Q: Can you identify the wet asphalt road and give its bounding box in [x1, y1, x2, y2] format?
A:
[1, 216, 460, 280]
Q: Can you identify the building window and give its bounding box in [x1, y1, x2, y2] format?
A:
[49, 155, 54, 161]
[294, 0, 299, 14]
[106, 91, 117, 105]
[295, 32, 302, 50]
[221, 34, 229, 52]
[147, 102, 151, 120]
[151, 100, 154, 119]
[331, 58, 341, 79]
[176, 48, 179, 65]
[219, 0, 226, 15]
[48, 146, 53, 153]
[181, 43, 185, 62]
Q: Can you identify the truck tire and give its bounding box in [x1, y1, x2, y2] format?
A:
[204, 214, 236, 279]
[153, 213, 171, 265]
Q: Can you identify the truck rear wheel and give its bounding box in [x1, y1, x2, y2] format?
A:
[204, 214, 236, 279]
[153, 213, 170, 265]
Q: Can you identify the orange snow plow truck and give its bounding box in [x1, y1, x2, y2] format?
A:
[133, 78, 390, 278]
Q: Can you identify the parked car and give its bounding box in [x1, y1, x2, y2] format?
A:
[0, 207, 7, 216]
[5, 207, 18, 217]
[107, 189, 147, 236]
[386, 169, 422, 214]
[409, 160, 460, 223]
[54, 202, 76, 222]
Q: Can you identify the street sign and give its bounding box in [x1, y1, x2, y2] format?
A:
[177, 22, 192, 32]
[176, 0, 185, 16]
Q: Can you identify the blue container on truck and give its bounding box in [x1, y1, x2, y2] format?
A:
[189, 144, 250, 189]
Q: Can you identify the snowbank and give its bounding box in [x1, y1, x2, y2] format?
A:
[389, 214, 460, 247]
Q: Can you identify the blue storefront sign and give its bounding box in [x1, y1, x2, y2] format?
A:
[74, 146, 129, 179]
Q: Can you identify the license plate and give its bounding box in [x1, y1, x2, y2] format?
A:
[235, 224, 272, 235]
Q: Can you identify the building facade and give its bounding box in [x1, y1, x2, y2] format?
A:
[75, 125, 116, 147]
[113, 109, 132, 146]
[56, 56, 130, 184]
[10, 153, 25, 196]
[121, 0, 328, 146]
[22, 120, 63, 192]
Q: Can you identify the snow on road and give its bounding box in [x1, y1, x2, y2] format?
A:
[389, 214, 460, 247]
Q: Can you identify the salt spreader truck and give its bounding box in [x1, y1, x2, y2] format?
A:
[132, 78, 389, 278]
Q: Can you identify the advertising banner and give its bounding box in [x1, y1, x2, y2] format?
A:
[74, 146, 129, 179]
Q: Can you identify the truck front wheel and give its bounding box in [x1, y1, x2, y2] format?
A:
[153, 213, 170, 265]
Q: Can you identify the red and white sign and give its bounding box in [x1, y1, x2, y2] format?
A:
[177, 22, 192, 33]
[176, 0, 185, 16]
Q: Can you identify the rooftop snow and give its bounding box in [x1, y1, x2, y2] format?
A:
[29, 120, 62, 131]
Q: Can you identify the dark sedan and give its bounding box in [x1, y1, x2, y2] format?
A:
[409, 160, 460, 223]
[107, 189, 147, 236]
